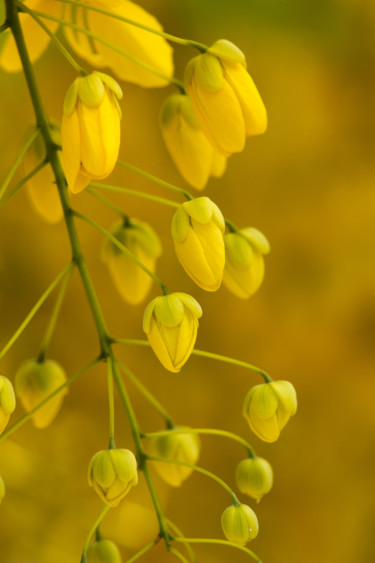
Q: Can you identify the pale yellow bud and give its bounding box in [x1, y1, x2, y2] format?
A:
[235, 457, 273, 500]
[221, 503, 259, 545]
[87, 539, 122, 563]
[0, 376, 16, 434]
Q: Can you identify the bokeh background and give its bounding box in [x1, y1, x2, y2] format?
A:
[1, 0, 375, 562]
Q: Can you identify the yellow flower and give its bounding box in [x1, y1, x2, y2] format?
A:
[147, 429, 201, 487]
[221, 503, 259, 545]
[88, 448, 138, 507]
[160, 94, 226, 190]
[243, 380, 297, 442]
[87, 539, 122, 563]
[22, 125, 63, 224]
[102, 218, 162, 306]
[223, 227, 270, 299]
[64, 0, 174, 88]
[14, 359, 68, 429]
[0, 476, 5, 504]
[143, 292, 202, 373]
[235, 457, 273, 500]
[0, 0, 62, 72]
[171, 197, 225, 291]
[61, 71, 122, 194]
[185, 39, 267, 155]
[0, 376, 16, 434]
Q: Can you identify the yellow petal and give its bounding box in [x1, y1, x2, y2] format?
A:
[147, 321, 179, 373]
[107, 248, 154, 305]
[63, 5, 104, 68]
[25, 163, 63, 224]
[210, 151, 227, 178]
[61, 110, 82, 192]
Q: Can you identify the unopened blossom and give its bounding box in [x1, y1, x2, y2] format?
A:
[235, 456, 273, 500]
[221, 503, 259, 545]
[0, 376, 16, 434]
[87, 539, 122, 563]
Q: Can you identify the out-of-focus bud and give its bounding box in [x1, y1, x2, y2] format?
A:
[88, 448, 138, 507]
[243, 381, 297, 442]
[87, 538, 122, 563]
[14, 360, 68, 429]
[221, 503, 259, 545]
[0, 476, 5, 504]
[102, 218, 162, 305]
[223, 227, 270, 299]
[143, 292, 202, 373]
[235, 457, 273, 500]
[62, 71, 122, 194]
[147, 429, 201, 487]
[0, 375, 16, 434]
[171, 197, 225, 291]
[23, 124, 63, 224]
[160, 94, 226, 190]
[185, 39, 267, 156]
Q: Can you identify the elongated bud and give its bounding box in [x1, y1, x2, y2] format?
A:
[88, 448, 138, 507]
[171, 197, 225, 291]
[87, 539, 122, 563]
[14, 360, 68, 429]
[235, 457, 273, 500]
[143, 292, 202, 373]
[0, 375, 16, 434]
[221, 503, 259, 545]
[243, 380, 297, 442]
[147, 429, 201, 486]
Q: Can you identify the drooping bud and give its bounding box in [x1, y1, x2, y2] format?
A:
[87, 538, 122, 563]
[221, 503, 259, 545]
[143, 292, 202, 373]
[171, 197, 225, 291]
[88, 448, 138, 507]
[243, 380, 297, 442]
[235, 457, 273, 500]
[0, 375, 16, 434]
[147, 429, 201, 487]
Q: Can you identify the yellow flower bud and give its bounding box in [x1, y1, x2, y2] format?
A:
[223, 227, 270, 299]
[243, 380, 297, 442]
[143, 292, 202, 373]
[171, 197, 225, 291]
[14, 360, 68, 429]
[221, 503, 259, 545]
[22, 124, 63, 224]
[102, 219, 162, 305]
[0, 476, 5, 504]
[235, 457, 273, 500]
[61, 71, 122, 194]
[88, 448, 138, 507]
[160, 94, 226, 190]
[185, 39, 267, 156]
[87, 539, 122, 563]
[147, 429, 201, 487]
[0, 376, 16, 434]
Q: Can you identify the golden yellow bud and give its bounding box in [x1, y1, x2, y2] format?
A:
[87, 539, 122, 563]
[221, 503, 259, 545]
[0, 375, 16, 434]
[88, 448, 138, 507]
[171, 197, 225, 291]
[235, 457, 273, 500]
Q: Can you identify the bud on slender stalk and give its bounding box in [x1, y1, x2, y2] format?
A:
[221, 503, 259, 545]
[235, 457, 273, 500]
[87, 539, 122, 563]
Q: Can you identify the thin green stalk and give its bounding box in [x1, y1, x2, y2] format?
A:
[0, 358, 100, 441]
[0, 159, 47, 210]
[82, 505, 111, 554]
[86, 187, 129, 220]
[0, 126, 39, 200]
[53, 0, 208, 53]
[170, 547, 189, 563]
[125, 539, 158, 563]
[37, 264, 75, 362]
[166, 519, 197, 563]
[117, 362, 174, 429]
[117, 160, 193, 200]
[89, 182, 180, 209]
[0, 262, 74, 361]
[173, 538, 261, 562]
[16, 2, 86, 74]
[107, 357, 116, 449]
[73, 209, 169, 295]
[146, 456, 240, 505]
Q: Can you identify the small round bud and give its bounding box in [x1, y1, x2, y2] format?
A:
[87, 539, 122, 563]
[0, 375, 16, 434]
[88, 448, 138, 507]
[221, 503, 259, 545]
[0, 476, 5, 504]
[235, 457, 273, 500]
[243, 380, 297, 442]
[147, 429, 201, 487]
[14, 360, 67, 429]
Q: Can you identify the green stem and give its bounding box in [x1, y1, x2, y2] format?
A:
[146, 456, 239, 505]
[125, 539, 158, 563]
[170, 547, 189, 563]
[173, 538, 261, 562]
[225, 219, 238, 233]
[0, 358, 100, 441]
[89, 182, 180, 209]
[86, 187, 129, 220]
[107, 357, 116, 449]
[166, 519, 197, 563]
[53, 0, 208, 53]
[37, 264, 75, 362]
[82, 505, 111, 554]
[0, 159, 47, 210]
[0, 262, 74, 362]
[73, 210, 169, 295]
[117, 160, 193, 200]
[117, 362, 174, 429]
[16, 2, 86, 74]
[0, 126, 39, 200]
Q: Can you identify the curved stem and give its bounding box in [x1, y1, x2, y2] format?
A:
[173, 538, 261, 562]
[0, 126, 39, 200]
[107, 357, 116, 449]
[82, 505, 111, 555]
[0, 159, 47, 210]
[166, 519, 197, 563]
[89, 182, 180, 209]
[86, 187, 129, 220]
[170, 547, 189, 563]
[125, 539, 158, 563]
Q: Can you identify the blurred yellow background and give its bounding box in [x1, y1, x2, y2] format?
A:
[1, 0, 375, 562]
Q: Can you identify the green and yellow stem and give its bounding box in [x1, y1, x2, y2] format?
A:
[81, 504, 111, 561]
[86, 187, 129, 220]
[170, 547, 190, 563]
[166, 519, 197, 563]
[0, 126, 39, 200]
[0, 159, 47, 210]
[89, 182, 180, 209]
[173, 538, 261, 562]
[107, 357, 116, 449]
[125, 539, 158, 563]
